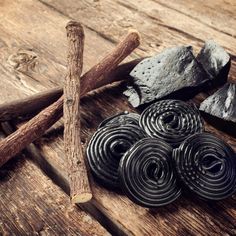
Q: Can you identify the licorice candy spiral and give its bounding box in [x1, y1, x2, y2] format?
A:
[174, 132, 236, 200]
[139, 99, 204, 147]
[119, 138, 181, 207]
[86, 124, 146, 189]
[98, 111, 140, 128]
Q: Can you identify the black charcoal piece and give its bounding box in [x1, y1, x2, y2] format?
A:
[139, 99, 204, 147]
[124, 46, 210, 107]
[119, 138, 181, 207]
[173, 132, 236, 201]
[98, 111, 140, 128]
[86, 124, 146, 189]
[197, 40, 230, 84]
[200, 83, 236, 122]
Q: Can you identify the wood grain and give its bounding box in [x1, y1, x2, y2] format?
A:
[33, 0, 236, 235]
[29, 92, 236, 236]
[0, 58, 142, 121]
[40, 0, 236, 82]
[152, 0, 236, 38]
[0, 0, 236, 235]
[0, 129, 109, 236]
[0, 28, 140, 167]
[40, 0, 236, 53]
[0, 87, 62, 121]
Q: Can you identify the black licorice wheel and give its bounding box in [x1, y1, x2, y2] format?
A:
[174, 132, 236, 200]
[86, 124, 146, 189]
[98, 111, 140, 128]
[119, 138, 181, 207]
[139, 99, 204, 147]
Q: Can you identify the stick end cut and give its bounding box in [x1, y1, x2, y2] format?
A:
[71, 192, 93, 204]
[66, 20, 84, 37]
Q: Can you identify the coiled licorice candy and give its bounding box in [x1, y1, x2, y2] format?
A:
[139, 99, 204, 147]
[173, 132, 236, 200]
[98, 111, 140, 128]
[86, 124, 146, 189]
[119, 138, 181, 207]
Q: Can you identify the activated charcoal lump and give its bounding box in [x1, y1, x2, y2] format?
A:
[124, 46, 210, 107]
[197, 40, 230, 84]
[200, 83, 236, 122]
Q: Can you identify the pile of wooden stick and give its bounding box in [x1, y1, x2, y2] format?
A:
[0, 21, 141, 204]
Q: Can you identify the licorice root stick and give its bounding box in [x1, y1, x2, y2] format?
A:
[0, 58, 143, 122]
[64, 21, 92, 203]
[0, 29, 140, 168]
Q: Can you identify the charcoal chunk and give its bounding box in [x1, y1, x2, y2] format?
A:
[200, 83, 236, 122]
[197, 40, 230, 83]
[124, 46, 210, 107]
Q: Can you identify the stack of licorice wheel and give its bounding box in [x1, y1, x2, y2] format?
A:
[86, 99, 236, 208]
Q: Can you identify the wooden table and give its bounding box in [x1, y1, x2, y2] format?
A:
[0, 0, 235, 235]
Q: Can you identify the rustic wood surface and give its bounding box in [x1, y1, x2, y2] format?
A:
[0, 128, 109, 236]
[0, 0, 235, 235]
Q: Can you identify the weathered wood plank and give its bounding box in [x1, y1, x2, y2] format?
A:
[153, 0, 236, 38]
[40, 0, 236, 51]
[34, 0, 236, 235]
[0, 0, 114, 234]
[0, 0, 118, 101]
[0, 129, 109, 236]
[0, 0, 236, 235]
[40, 0, 236, 82]
[28, 91, 236, 236]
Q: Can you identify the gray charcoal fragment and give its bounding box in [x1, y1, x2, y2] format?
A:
[197, 40, 230, 80]
[200, 83, 236, 122]
[124, 46, 210, 107]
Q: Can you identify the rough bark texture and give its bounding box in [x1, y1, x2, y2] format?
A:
[80, 30, 140, 94]
[0, 58, 143, 122]
[64, 21, 92, 203]
[0, 87, 62, 121]
[0, 96, 63, 167]
[0, 30, 140, 168]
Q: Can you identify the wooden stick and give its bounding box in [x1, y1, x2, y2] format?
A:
[64, 21, 91, 203]
[0, 58, 143, 122]
[0, 29, 141, 168]
[0, 88, 61, 121]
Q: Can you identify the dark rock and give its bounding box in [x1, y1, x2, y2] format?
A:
[124, 46, 210, 107]
[197, 40, 230, 84]
[200, 82, 236, 122]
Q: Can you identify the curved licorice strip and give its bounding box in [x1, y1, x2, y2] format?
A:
[174, 132, 236, 200]
[86, 124, 146, 189]
[98, 111, 140, 128]
[119, 138, 181, 207]
[139, 99, 204, 147]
